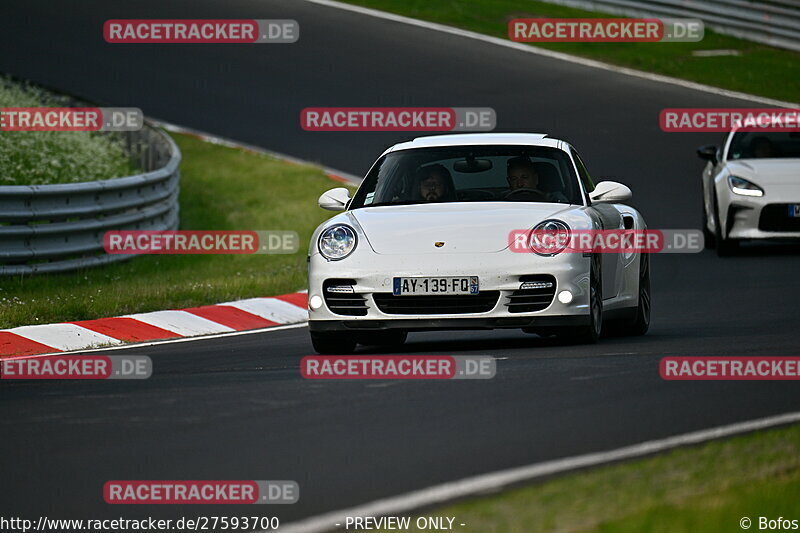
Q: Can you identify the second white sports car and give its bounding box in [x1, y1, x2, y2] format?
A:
[307, 133, 650, 354]
[698, 128, 800, 255]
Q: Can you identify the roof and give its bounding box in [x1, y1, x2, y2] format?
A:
[384, 133, 563, 154]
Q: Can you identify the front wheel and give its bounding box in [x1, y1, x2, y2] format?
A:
[702, 189, 716, 249]
[310, 331, 357, 355]
[713, 190, 739, 256]
[559, 254, 602, 344]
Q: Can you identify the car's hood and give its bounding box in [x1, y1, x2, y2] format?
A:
[725, 159, 800, 185]
[351, 202, 575, 254]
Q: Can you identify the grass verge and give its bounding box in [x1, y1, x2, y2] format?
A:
[340, 0, 800, 103]
[0, 76, 134, 185]
[406, 423, 800, 533]
[0, 133, 348, 329]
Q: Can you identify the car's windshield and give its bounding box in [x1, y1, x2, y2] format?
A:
[349, 145, 583, 209]
[728, 132, 800, 160]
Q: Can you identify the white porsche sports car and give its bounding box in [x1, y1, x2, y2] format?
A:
[698, 129, 800, 255]
[307, 133, 650, 354]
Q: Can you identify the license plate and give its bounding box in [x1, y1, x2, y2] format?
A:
[393, 276, 479, 296]
[789, 205, 800, 218]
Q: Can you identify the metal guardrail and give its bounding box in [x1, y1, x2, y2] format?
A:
[536, 0, 800, 52]
[0, 126, 180, 275]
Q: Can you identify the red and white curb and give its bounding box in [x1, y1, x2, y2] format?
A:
[0, 292, 308, 358]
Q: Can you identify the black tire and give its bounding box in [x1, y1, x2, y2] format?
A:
[716, 234, 739, 256]
[712, 191, 739, 257]
[702, 188, 716, 249]
[310, 331, 357, 355]
[619, 252, 651, 336]
[558, 254, 602, 344]
[356, 330, 408, 347]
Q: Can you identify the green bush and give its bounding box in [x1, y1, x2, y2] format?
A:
[0, 77, 134, 185]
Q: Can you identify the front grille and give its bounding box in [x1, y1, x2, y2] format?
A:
[323, 279, 368, 316]
[373, 292, 500, 315]
[759, 204, 800, 232]
[506, 275, 556, 313]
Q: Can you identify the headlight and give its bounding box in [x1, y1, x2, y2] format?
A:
[530, 220, 570, 256]
[318, 224, 357, 260]
[728, 176, 764, 197]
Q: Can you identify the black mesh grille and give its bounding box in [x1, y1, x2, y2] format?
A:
[506, 275, 556, 313]
[323, 279, 368, 316]
[759, 204, 800, 232]
[373, 292, 500, 315]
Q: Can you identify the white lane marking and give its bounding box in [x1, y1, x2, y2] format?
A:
[2, 323, 310, 360]
[302, 0, 798, 107]
[123, 310, 235, 336]
[570, 370, 639, 380]
[6, 324, 123, 352]
[224, 298, 309, 324]
[272, 411, 800, 533]
[365, 381, 404, 389]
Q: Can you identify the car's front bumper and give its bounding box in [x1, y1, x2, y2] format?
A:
[720, 186, 800, 240]
[308, 249, 594, 330]
[308, 315, 590, 332]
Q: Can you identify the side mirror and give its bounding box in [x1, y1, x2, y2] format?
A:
[590, 181, 632, 204]
[696, 144, 718, 164]
[318, 187, 351, 211]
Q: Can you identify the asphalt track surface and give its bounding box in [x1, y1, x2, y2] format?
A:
[2, 0, 800, 526]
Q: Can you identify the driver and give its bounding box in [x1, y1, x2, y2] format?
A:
[751, 136, 777, 158]
[506, 156, 541, 191]
[417, 164, 453, 202]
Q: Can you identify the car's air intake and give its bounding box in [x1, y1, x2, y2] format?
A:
[323, 279, 368, 316]
[759, 204, 800, 232]
[373, 292, 500, 315]
[506, 275, 557, 313]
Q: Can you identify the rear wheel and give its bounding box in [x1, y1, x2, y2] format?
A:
[310, 331, 357, 355]
[617, 252, 651, 336]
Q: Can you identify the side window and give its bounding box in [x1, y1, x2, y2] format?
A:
[571, 149, 595, 193]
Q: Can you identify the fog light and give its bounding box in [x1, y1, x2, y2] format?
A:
[309, 295, 323, 310]
[557, 290, 573, 304]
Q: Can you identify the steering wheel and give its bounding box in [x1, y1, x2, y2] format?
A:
[503, 188, 548, 201]
[458, 188, 497, 201]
